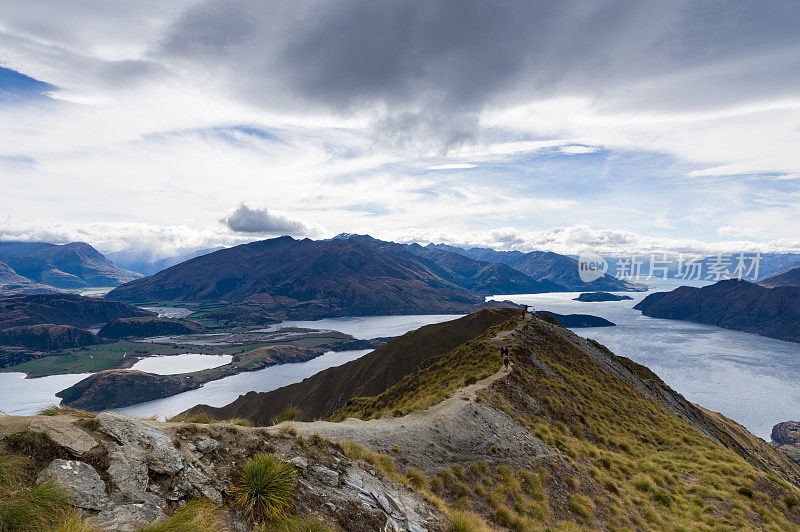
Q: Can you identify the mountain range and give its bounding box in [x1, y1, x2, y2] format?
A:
[0, 293, 153, 353]
[759, 266, 800, 288]
[634, 279, 800, 343]
[0, 241, 140, 294]
[426, 242, 643, 291]
[105, 234, 647, 322]
[105, 236, 568, 320]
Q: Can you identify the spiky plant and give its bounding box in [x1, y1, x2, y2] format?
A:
[231, 453, 298, 522]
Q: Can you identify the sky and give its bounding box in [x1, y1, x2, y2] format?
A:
[1, 0, 800, 262]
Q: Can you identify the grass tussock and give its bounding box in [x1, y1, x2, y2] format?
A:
[272, 407, 300, 426]
[140, 499, 227, 532]
[254, 515, 333, 532]
[231, 453, 298, 522]
[46, 512, 100, 532]
[227, 418, 253, 427]
[336, 441, 397, 478]
[447, 510, 494, 532]
[3, 430, 65, 467]
[0, 454, 97, 532]
[167, 412, 216, 424]
[36, 405, 96, 418]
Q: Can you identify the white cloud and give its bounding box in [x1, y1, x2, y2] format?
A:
[559, 145, 599, 155]
[426, 163, 477, 170]
[0, 1, 799, 260]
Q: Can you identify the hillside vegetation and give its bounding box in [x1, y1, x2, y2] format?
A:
[186, 308, 519, 424]
[297, 312, 800, 529]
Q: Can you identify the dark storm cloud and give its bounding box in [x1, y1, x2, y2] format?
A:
[158, 0, 800, 118]
[223, 204, 320, 237]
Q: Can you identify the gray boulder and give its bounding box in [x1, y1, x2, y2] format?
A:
[36, 459, 109, 510]
[96, 412, 183, 474]
[108, 445, 149, 502]
[167, 465, 222, 504]
[28, 418, 98, 457]
[95, 502, 165, 531]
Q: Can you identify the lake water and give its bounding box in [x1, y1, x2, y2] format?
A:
[129, 353, 232, 375]
[488, 281, 800, 440]
[116, 349, 373, 420]
[0, 314, 460, 417]
[256, 314, 464, 339]
[2, 300, 797, 440]
[0, 372, 92, 415]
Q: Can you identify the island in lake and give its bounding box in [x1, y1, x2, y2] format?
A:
[573, 292, 634, 302]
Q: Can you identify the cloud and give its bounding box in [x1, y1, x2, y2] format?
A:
[559, 145, 599, 155]
[0, 0, 799, 260]
[427, 163, 477, 170]
[383, 225, 800, 257]
[222, 204, 325, 237]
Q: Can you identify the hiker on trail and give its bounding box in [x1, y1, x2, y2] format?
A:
[522, 304, 529, 318]
[503, 346, 510, 371]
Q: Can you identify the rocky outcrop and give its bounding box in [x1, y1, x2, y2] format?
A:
[98, 317, 204, 339]
[95, 502, 165, 532]
[37, 459, 110, 510]
[96, 412, 184, 475]
[573, 291, 633, 302]
[107, 445, 149, 501]
[2, 412, 444, 531]
[772, 421, 800, 463]
[28, 417, 99, 457]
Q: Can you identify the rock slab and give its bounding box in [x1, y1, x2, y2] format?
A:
[95, 502, 165, 532]
[36, 459, 109, 510]
[28, 418, 98, 457]
[96, 412, 183, 474]
[108, 444, 149, 502]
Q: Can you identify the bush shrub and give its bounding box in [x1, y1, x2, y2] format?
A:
[231, 453, 298, 522]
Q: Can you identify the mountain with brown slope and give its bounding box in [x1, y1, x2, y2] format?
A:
[760, 266, 800, 288]
[184, 307, 519, 424]
[0, 293, 153, 330]
[427, 243, 646, 291]
[9, 311, 800, 530]
[0, 260, 58, 295]
[335, 234, 567, 294]
[0, 324, 105, 350]
[274, 312, 800, 529]
[0, 241, 140, 288]
[634, 279, 800, 342]
[106, 236, 491, 320]
[97, 316, 204, 339]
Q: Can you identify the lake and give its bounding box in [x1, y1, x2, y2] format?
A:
[128, 353, 233, 375]
[0, 372, 92, 416]
[2, 302, 797, 440]
[488, 280, 800, 440]
[255, 313, 464, 339]
[116, 349, 374, 420]
[0, 314, 461, 418]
